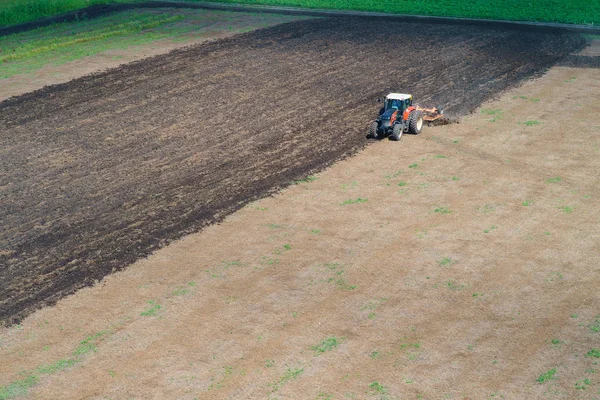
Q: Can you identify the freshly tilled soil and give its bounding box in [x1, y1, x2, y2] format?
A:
[0, 17, 585, 324]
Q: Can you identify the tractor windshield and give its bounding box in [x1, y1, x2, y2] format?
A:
[386, 99, 402, 111]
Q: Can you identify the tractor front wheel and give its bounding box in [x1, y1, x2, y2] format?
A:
[391, 123, 403, 141]
[369, 121, 380, 139]
[408, 110, 424, 134]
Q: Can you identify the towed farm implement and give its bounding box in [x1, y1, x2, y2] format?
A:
[369, 93, 443, 140]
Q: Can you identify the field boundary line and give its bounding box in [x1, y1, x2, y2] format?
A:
[1, 0, 600, 37]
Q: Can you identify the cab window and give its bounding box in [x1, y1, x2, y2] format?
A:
[386, 99, 402, 111]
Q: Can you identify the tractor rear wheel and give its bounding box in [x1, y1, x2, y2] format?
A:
[408, 110, 424, 134]
[391, 123, 403, 141]
[369, 121, 379, 139]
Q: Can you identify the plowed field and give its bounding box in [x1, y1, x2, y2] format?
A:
[0, 17, 585, 324]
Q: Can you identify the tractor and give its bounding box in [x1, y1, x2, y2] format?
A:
[368, 93, 443, 140]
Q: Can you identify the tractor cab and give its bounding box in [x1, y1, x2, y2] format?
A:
[384, 94, 412, 113]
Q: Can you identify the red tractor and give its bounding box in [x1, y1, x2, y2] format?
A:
[369, 93, 442, 141]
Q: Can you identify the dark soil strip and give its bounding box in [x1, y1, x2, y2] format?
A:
[556, 55, 600, 68]
[3, 0, 600, 37]
[0, 18, 585, 325]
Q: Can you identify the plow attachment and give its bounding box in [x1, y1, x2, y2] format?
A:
[416, 105, 444, 122]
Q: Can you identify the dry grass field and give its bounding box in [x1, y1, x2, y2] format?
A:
[1, 10, 599, 400]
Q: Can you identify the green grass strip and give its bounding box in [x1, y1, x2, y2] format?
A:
[0, 10, 191, 79]
[1, 14, 183, 63]
[37, 358, 78, 374]
[0, 375, 39, 400]
[0, 329, 110, 399]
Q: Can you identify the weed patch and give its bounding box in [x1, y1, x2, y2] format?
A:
[415, 228, 428, 239]
[208, 366, 235, 390]
[292, 175, 318, 185]
[484, 225, 497, 233]
[481, 108, 501, 115]
[400, 342, 421, 351]
[317, 393, 333, 399]
[444, 281, 466, 291]
[269, 367, 304, 393]
[260, 256, 279, 266]
[574, 378, 591, 390]
[513, 95, 540, 102]
[481, 108, 503, 122]
[312, 263, 357, 290]
[478, 204, 496, 214]
[206, 260, 244, 278]
[586, 349, 600, 358]
[590, 316, 600, 333]
[523, 120, 541, 126]
[340, 198, 368, 206]
[340, 181, 358, 190]
[140, 300, 162, 317]
[369, 381, 388, 394]
[548, 339, 563, 348]
[171, 282, 195, 297]
[311, 337, 344, 355]
[272, 244, 292, 254]
[558, 205, 574, 213]
[545, 272, 564, 283]
[73, 330, 108, 355]
[361, 298, 388, 319]
[384, 170, 404, 179]
[438, 257, 454, 267]
[537, 368, 557, 383]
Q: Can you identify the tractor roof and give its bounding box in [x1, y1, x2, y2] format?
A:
[386, 93, 412, 100]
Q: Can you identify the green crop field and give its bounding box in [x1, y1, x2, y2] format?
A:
[208, 0, 600, 25]
[0, 0, 126, 27]
[1, 0, 599, 28]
